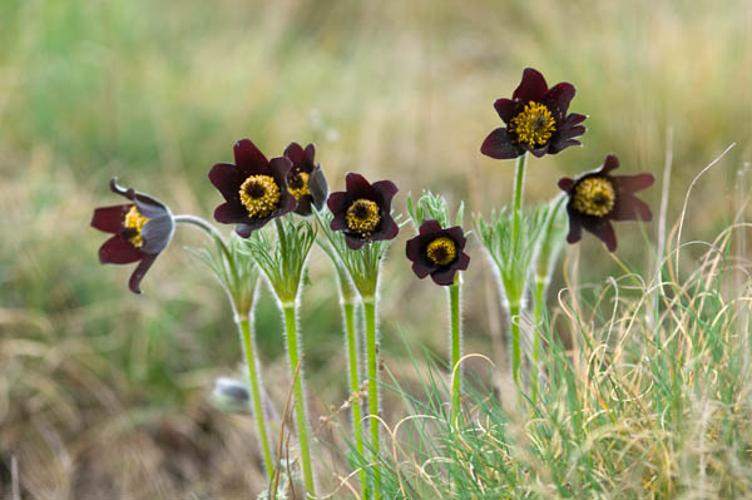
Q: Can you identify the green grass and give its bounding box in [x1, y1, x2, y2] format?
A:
[1, 0, 751, 497]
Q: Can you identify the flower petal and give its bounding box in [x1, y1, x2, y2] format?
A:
[583, 218, 617, 252]
[558, 177, 575, 192]
[419, 219, 443, 236]
[412, 261, 434, 279]
[544, 82, 576, 117]
[430, 266, 458, 286]
[513, 68, 548, 102]
[128, 253, 158, 294]
[614, 173, 655, 193]
[345, 234, 366, 250]
[327, 191, 348, 215]
[141, 215, 175, 254]
[445, 226, 467, 249]
[99, 235, 143, 264]
[214, 202, 247, 223]
[209, 162, 243, 202]
[234, 139, 268, 175]
[284, 142, 306, 167]
[304, 144, 316, 165]
[91, 205, 128, 233]
[548, 137, 582, 155]
[455, 251, 470, 271]
[481, 128, 524, 159]
[345, 172, 373, 199]
[493, 98, 517, 122]
[405, 235, 424, 261]
[308, 166, 329, 211]
[377, 216, 400, 241]
[565, 208, 583, 244]
[372, 180, 399, 206]
[611, 194, 652, 221]
[601, 155, 620, 175]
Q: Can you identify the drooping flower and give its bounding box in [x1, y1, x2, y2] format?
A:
[209, 139, 297, 237]
[91, 178, 175, 294]
[406, 220, 470, 286]
[481, 67, 587, 159]
[558, 154, 654, 252]
[327, 173, 399, 250]
[283, 142, 328, 216]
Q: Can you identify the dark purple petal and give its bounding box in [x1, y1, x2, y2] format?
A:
[445, 226, 467, 249]
[611, 194, 652, 221]
[99, 235, 143, 264]
[128, 253, 158, 294]
[284, 142, 306, 167]
[110, 178, 167, 219]
[91, 205, 128, 234]
[308, 166, 328, 211]
[430, 266, 459, 286]
[140, 215, 175, 254]
[583, 218, 617, 252]
[544, 82, 576, 117]
[493, 98, 517, 122]
[454, 251, 470, 271]
[276, 192, 298, 215]
[413, 261, 434, 279]
[377, 216, 400, 241]
[345, 235, 366, 250]
[419, 219, 443, 236]
[294, 196, 313, 216]
[345, 172, 373, 199]
[331, 213, 347, 231]
[558, 177, 575, 192]
[234, 139, 268, 175]
[548, 137, 582, 155]
[214, 202, 247, 223]
[565, 208, 583, 244]
[481, 128, 524, 159]
[304, 144, 316, 165]
[614, 173, 655, 193]
[601, 155, 620, 175]
[235, 224, 253, 238]
[327, 191, 348, 215]
[566, 113, 587, 125]
[372, 180, 399, 206]
[405, 235, 424, 261]
[513, 68, 548, 102]
[269, 156, 293, 183]
[530, 143, 551, 158]
[209, 163, 243, 202]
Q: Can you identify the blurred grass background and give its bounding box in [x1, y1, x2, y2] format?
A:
[1, 0, 750, 497]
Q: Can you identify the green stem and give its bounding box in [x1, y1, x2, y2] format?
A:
[363, 298, 382, 499]
[236, 316, 275, 481]
[508, 300, 522, 386]
[282, 303, 315, 496]
[531, 278, 546, 404]
[343, 301, 368, 497]
[448, 281, 462, 420]
[510, 153, 528, 252]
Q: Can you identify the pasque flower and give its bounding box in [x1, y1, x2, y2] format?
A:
[91, 178, 175, 294]
[406, 220, 470, 286]
[327, 172, 399, 250]
[481, 67, 587, 159]
[209, 139, 297, 237]
[558, 154, 654, 252]
[283, 142, 328, 216]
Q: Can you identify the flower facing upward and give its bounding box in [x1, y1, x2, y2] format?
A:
[283, 142, 329, 216]
[209, 139, 297, 237]
[91, 178, 175, 294]
[481, 67, 587, 159]
[558, 154, 655, 252]
[327, 173, 399, 250]
[406, 220, 470, 286]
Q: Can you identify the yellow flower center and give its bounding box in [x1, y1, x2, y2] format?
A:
[345, 199, 381, 235]
[510, 101, 557, 148]
[426, 236, 457, 266]
[239, 175, 281, 218]
[124, 205, 149, 248]
[288, 171, 310, 200]
[572, 177, 616, 217]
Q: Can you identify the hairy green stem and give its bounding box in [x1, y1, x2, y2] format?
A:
[236, 316, 275, 480]
[531, 278, 546, 404]
[343, 301, 368, 497]
[363, 298, 382, 499]
[510, 153, 528, 250]
[282, 303, 315, 495]
[508, 300, 522, 386]
[448, 281, 462, 419]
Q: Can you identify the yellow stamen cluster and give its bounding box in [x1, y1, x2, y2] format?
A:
[510, 101, 557, 148]
[239, 175, 281, 218]
[124, 205, 149, 248]
[426, 237, 457, 266]
[288, 171, 311, 200]
[572, 177, 616, 217]
[345, 199, 381, 235]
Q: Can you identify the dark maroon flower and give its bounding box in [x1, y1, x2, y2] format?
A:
[558, 154, 654, 252]
[481, 67, 587, 159]
[406, 220, 470, 286]
[327, 173, 399, 250]
[209, 139, 297, 237]
[91, 178, 175, 294]
[283, 142, 328, 216]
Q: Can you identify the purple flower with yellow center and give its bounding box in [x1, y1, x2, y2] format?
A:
[209, 139, 297, 237]
[481, 67, 587, 159]
[327, 173, 399, 250]
[406, 220, 470, 286]
[283, 142, 328, 216]
[90, 178, 175, 294]
[558, 154, 654, 252]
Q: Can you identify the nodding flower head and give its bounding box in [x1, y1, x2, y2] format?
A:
[481, 67, 587, 160]
[327, 172, 399, 250]
[406, 220, 470, 286]
[209, 139, 297, 237]
[558, 154, 655, 252]
[283, 142, 328, 216]
[91, 178, 175, 294]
